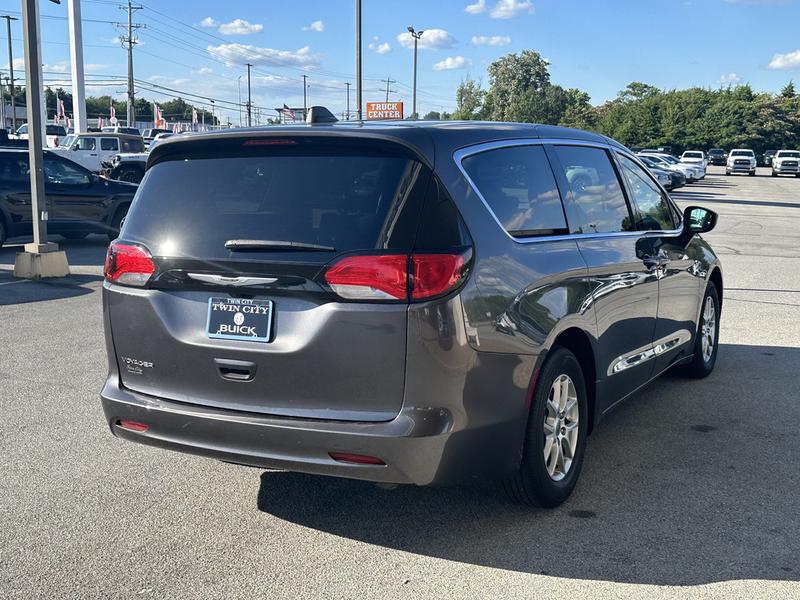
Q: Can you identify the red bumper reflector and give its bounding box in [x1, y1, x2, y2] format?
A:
[329, 452, 386, 465]
[118, 420, 149, 432]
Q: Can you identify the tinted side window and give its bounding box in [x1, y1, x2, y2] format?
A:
[462, 145, 567, 236]
[0, 155, 29, 182]
[617, 155, 676, 231]
[101, 138, 119, 151]
[44, 157, 91, 185]
[552, 145, 633, 234]
[124, 139, 145, 153]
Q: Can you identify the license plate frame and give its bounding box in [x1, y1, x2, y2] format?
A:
[206, 297, 273, 343]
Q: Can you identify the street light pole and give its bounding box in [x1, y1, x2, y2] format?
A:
[345, 82, 350, 120]
[2, 15, 18, 132]
[246, 62, 252, 127]
[67, 0, 87, 133]
[237, 75, 242, 127]
[302, 74, 308, 121]
[407, 27, 424, 120]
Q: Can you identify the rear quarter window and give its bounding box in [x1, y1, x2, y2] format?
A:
[461, 145, 568, 237]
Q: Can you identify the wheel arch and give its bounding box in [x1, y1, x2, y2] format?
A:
[549, 327, 598, 435]
[709, 266, 723, 311]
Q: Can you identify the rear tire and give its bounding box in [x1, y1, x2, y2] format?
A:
[107, 206, 129, 242]
[677, 282, 720, 379]
[504, 347, 588, 508]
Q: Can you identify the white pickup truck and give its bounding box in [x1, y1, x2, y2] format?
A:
[11, 123, 67, 148]
[726, 149, 757, 176]
[771, 150, 800, 177]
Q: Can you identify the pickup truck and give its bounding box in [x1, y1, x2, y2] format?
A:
[726, 149, 757, 176]
[771, 150, 800, 177]
[11, 123, 66, 148]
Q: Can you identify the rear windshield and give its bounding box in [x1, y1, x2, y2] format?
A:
[122, 145, 427, 258]
[46, 125, 67, 136]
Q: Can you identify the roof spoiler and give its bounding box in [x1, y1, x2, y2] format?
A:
[306, 106, 339, 124]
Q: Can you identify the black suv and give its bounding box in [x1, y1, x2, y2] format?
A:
[0, 148, 137, 246]
[100, 122, 722, 508]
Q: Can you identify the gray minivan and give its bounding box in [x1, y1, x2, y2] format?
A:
[100, 121, 722, 507]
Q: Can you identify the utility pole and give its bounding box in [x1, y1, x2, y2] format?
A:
[407, 27, 424, 120]
[246, 63, 252, 127]
[0, 77, 6, 129]
[381, 76, 396, 102]
[345, 82, 350, 120]
[210, 99, 215, 129]
[302, 74, 308, 120]
[355, 0, 362, 120]
[2, 15, 18, 131]
[67, 0, 87, 133]
[118, 0, 143, 127]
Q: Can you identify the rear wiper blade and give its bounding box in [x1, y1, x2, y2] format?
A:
[224, 239, 336, 252]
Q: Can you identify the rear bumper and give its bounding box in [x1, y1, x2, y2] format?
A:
[100, 373, 527, 486]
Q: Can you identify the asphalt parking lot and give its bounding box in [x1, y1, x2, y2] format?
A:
[1, 165, 798, 599]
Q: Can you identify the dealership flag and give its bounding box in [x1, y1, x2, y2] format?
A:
[192, 107, 198, 125]
[110, 102, 116, 121]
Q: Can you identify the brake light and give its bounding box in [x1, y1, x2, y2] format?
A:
[324, 254, 408, 300]
[323, 251, 469, 302]
[411, 253, 466, 300]
[104, 241, 155, 287]
[118, 420, 149, 432]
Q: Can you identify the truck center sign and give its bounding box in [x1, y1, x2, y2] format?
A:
[366, 102, 404, 120]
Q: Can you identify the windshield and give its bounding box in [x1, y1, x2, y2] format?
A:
[660, 155, 679, 164]
[709, 149, 724, 154]
[731, 150, 754, 157]
[683, 152, 703, 158]
[60, 134, 77, 149]
[777, 151, 800, 158]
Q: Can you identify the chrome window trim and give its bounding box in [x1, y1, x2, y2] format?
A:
[453, 138, 684, 245]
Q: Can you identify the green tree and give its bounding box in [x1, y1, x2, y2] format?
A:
[781, 81, 796, 99]
[484, 50, 551, 122]
[452, 77, 485, 120]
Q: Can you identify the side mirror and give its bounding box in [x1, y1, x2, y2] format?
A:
[684, 205, 717, 234]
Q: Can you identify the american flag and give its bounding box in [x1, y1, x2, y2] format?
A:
[280, 104, 295, 120]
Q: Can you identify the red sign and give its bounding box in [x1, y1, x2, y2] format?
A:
[366, 102, 404, 120]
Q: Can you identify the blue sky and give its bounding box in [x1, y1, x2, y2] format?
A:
[2, 0, 800, 122]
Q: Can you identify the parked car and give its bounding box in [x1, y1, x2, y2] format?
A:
[0, 129, 27, 149]
[639, 155, 685, 190]
[639, 152, 703, 182]
[707, 148, 727, 166]
[680, 150, 707, 170]
[726, 149, 757, 176]
[771, 150, 800, 177]
[11, 123, 67, 148]
[141, 128, 171, 143]
[52, 133, 145, 173]
[100, 121, 722, 508]
[0, 148, 136, 247]
[101, 126, 142, 137]
[763, 149, 777, 167]
[147, 132, 176, 151]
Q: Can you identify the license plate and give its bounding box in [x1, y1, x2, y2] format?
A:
[206, 297, 273, 343]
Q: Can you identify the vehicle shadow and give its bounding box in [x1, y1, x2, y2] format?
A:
[0, 271, 102, 305]
[256, 343, 800, 586]
[0, 234, 109, 268]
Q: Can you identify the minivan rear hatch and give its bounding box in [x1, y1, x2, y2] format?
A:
[106, 135, 433, 421]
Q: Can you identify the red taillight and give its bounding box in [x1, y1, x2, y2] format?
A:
[329, 452, 386, 465]
[104, 241, 155, 287]
[323, 252, 469, 302]
[324, 254, 409, 300]
[118, 420, 149, 432]
[411, 253, 466, 300]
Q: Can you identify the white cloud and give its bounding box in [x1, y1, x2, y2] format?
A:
[397, 29, 456, 50]
[433, 56, 472, 70]
[768, 50, 800, 70]
[192, 67, 214, 76]
[471, 35, 511, 46]
[302, 20, 324, 32]
[199, 17, 217, 28]
[490, 0, 535, 19]
[465, 0, 487, 14]
[218, 19, 263, 35]
[368, 41, 392, 54]
[207, 43, 321, 69]
[718, 73, 741, 85]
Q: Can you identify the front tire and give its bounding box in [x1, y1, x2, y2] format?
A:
[749, 170, 756, 176]
[0, 218, 6, 248]
[505, 347, 588, 508]
[677, 282, 720, 379]
[107, 206, 129, 242]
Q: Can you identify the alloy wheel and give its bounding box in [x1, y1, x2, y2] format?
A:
[543, 374, 579, 481]
[701, 296, 716, 363]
